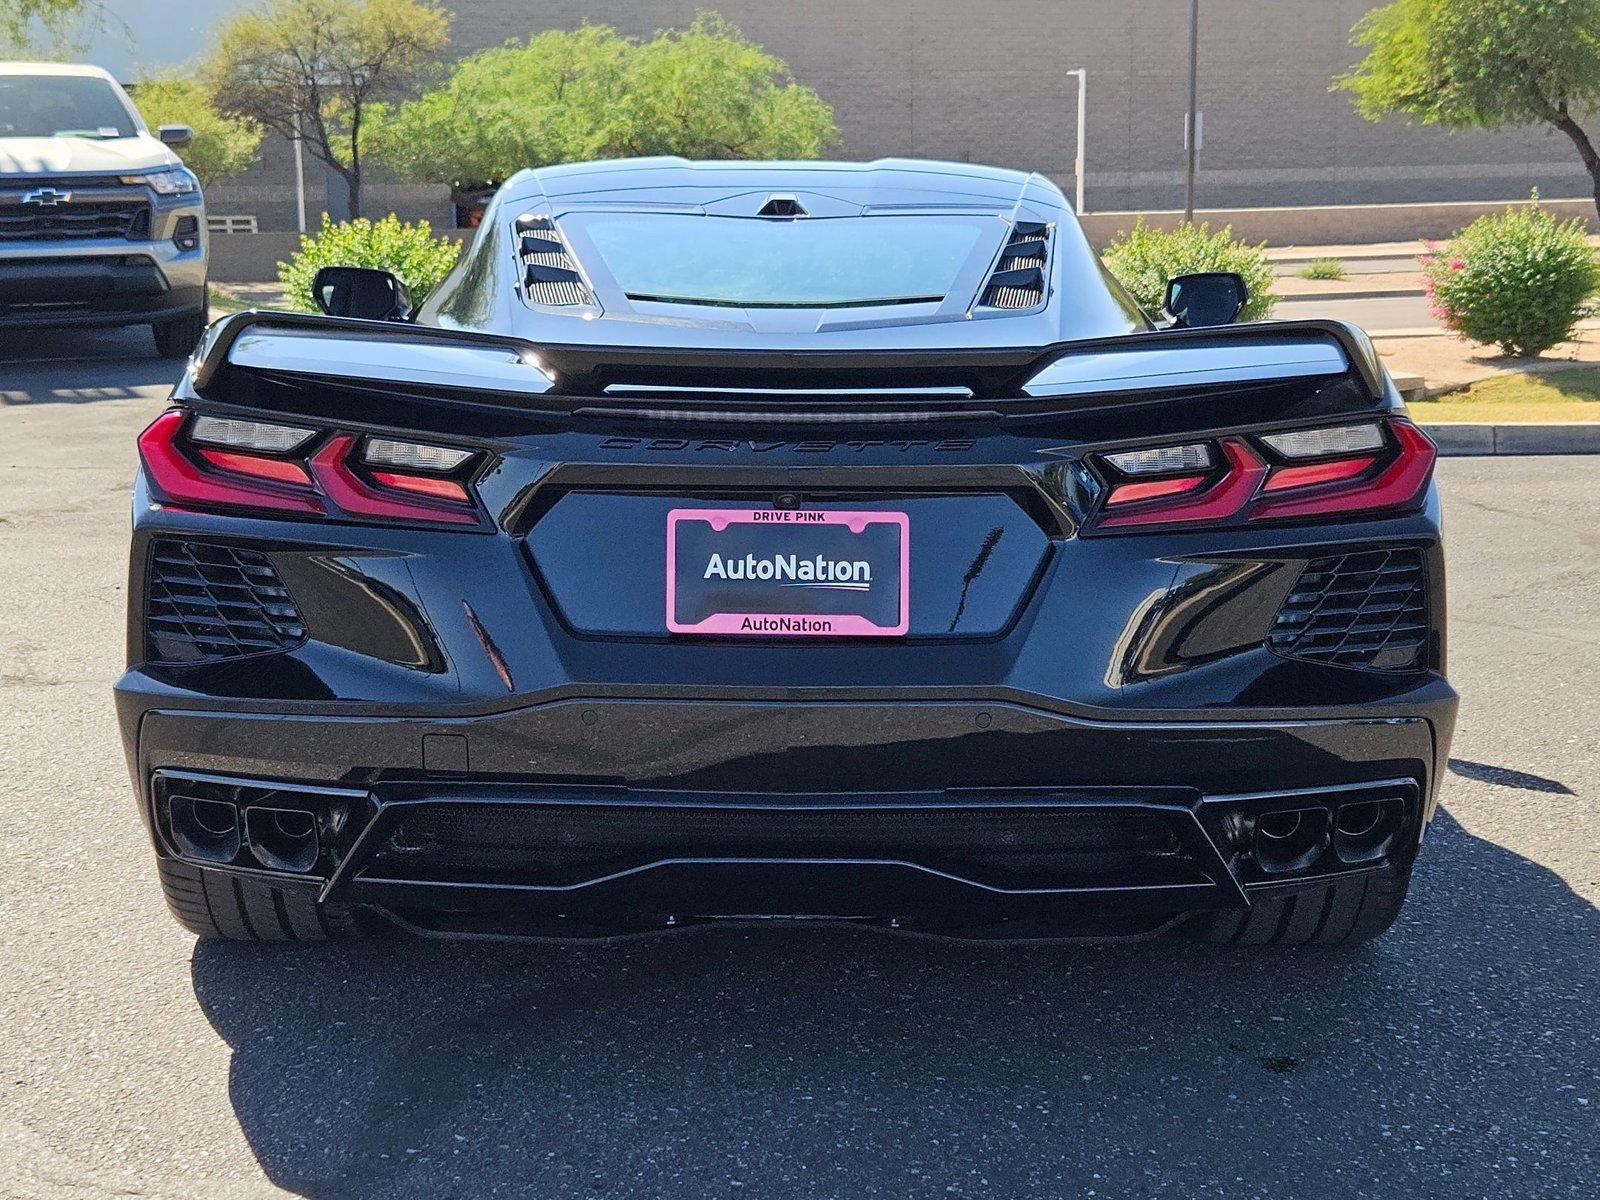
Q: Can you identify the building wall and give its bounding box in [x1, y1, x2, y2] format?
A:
[175, 0, 1589, 230]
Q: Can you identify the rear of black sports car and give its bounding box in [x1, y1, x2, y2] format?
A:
[114, 160, 1455, 946]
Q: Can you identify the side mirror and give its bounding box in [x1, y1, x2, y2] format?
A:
[311, 266, 414, 322]
[156, 124, 193, 148]
[1163, 271, 1248, 328]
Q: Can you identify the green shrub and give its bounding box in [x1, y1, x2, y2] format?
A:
[1422, 197, 1600, 357]
[1297, 257, 1347, 281]
[1102, 219, 1276, 322]
[277, 213, 462, 312]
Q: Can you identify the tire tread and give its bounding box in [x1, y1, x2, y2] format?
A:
[1191, 866, 1411, 947]
[157, 858, 363, 942]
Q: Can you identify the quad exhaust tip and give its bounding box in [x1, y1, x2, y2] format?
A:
[244, 805, 321, 873]
[167, 794, 241, 864]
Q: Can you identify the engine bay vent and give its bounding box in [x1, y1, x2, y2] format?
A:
[516, 214, 594, 307]
[978, 220, 1051, 310]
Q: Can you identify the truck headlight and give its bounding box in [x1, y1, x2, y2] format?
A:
[122, 166, 200, 195]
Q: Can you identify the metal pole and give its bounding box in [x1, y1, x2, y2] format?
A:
[1184, 0, 1199, 223]
[1072, 69, 1087, 215]
[292, 115, 307, 234]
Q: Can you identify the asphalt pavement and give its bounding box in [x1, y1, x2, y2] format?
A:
[0, 330, 1596, 1200]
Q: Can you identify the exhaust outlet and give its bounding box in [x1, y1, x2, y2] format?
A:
[1252, 806, 1329, 875]
[1334, 798, 1400, 864]
[244, 806, 320, 873]
[167, 794, 241, 863]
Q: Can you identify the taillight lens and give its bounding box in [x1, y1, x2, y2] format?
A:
[1087, 420, 1435, 532]
[138, 410, 484, 527]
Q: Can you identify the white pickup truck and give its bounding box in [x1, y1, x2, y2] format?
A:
[0, 62, 207, 356]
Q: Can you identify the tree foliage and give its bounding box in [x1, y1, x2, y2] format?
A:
[1, 0, 98, 51]
[203, 0, 451, 218]
[369, 13, 837, 189]
[130, 79, 264, 186]
[1337, 0, 1600, 215]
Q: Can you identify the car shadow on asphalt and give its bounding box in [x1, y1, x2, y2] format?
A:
[0, 327, 182, 404]
[189, 809, 1600, 1199]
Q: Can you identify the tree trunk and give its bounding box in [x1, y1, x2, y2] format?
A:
[1545, 108, 1600, 224]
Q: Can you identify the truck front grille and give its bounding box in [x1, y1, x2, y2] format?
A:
[0, 198, 151, 242]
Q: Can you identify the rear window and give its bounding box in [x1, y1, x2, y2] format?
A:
[574, 213, 995, 308]
[0, 75, 139, 139]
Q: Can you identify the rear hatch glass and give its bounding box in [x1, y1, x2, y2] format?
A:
[569, 213, 998, 309]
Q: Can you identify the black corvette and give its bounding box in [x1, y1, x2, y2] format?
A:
[116, 158, 1455, 946]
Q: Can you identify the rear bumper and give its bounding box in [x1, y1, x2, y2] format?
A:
[120, 691, 1449, 939]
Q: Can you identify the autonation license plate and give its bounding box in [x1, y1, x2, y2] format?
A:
[667, 508, 909, 637]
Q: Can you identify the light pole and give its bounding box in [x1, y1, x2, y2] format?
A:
[1065, 68, 1087, 215]
[1183, 0, 1200, 222]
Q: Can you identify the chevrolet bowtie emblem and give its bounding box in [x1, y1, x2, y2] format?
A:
[21, 187, 71, 206]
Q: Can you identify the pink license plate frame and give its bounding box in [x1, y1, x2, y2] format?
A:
[666, 508, 910, 638]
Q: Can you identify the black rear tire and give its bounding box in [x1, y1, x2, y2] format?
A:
[158, 858, 366, 942]
[1189, 866, 1412, 947]
[152, 304, 207, 360]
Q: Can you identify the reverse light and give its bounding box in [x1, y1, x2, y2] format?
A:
[1260, 423, 1384, 459]
[1103, 443, 1212, 475]
[362, 438, 474, 472]
[190, 416, 316, 454]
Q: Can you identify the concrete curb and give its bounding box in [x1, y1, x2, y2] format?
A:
[1422, 424, 1600, 455]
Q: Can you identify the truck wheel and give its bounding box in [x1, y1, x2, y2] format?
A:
[157, 858, 366, 942]
[152, 307, 207, 359]
[1189, 866, 1413, 947]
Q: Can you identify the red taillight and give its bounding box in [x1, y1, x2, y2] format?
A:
[1249, 421, 1435, 521]
[138, 412, 325, 515]
[1089, 420, 1434, 532]
[137, 411, 482, 526]
[1260, 455, 1376, 492]
[309, 435, 479, 525]
[1105, 474, 1208, 506]
[194, 447, 315, 487]
[1097, 439, 1268, 528]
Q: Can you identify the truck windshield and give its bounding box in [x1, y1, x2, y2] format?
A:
[0, 75, 139, 139]
[576, 213, 997, 308]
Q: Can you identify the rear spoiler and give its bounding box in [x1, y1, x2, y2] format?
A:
[187, 309, 1387, 406]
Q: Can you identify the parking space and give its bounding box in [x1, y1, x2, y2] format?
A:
[0, 334, 1595, 1198]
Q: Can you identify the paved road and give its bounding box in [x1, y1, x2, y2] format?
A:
[1275, 292, 1435, 332]
[1, 333, 1596, 1199]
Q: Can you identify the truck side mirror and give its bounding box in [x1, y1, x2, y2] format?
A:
[311, 266, 414, 322]
[1163, 271, 1248, 327]
[156, 124, 193, 148]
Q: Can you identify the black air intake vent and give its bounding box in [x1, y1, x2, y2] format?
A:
[979, 221, 1051, 309]
[146, 541, 307, 664]
[1269, 548, 1429, 671]
[516, 214, 593, 307]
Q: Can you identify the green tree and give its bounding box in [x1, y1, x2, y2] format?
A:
[130, 79, 264, 186]
[2, 0, 98, 51]
[203, 0, 451, 219]
[370, 13, 836, 195]
[1337, 0, 1600, 218]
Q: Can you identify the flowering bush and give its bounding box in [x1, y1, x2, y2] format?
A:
[277, 214, 462, 312]
[1101, 219, 1276, 322]
[1422, 196, 1600, 357]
